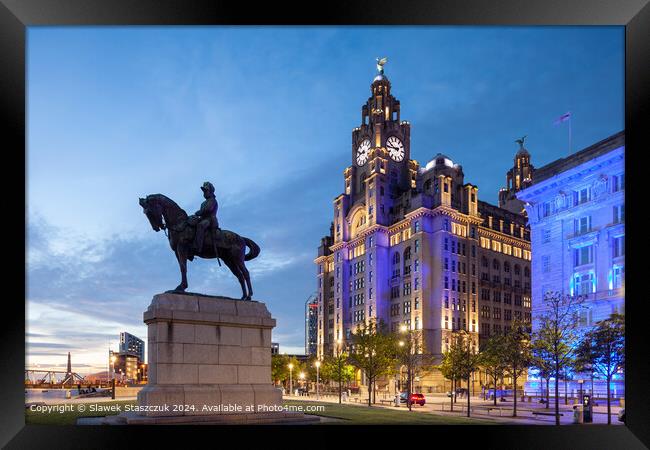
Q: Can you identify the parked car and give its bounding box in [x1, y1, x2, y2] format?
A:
[618, 408, 625, 423]
[400, 392, 426, 406]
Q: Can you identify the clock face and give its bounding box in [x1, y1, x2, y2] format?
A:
[386, 136, 405, 162]
[356, 139, 371, 166]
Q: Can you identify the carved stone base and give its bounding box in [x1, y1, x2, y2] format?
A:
[130, 292, 306, 423]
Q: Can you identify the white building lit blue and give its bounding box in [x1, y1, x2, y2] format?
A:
[517, 131, 625, 398]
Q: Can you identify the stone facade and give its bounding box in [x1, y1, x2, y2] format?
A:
[314, 67, 532, 393]
[137, 292, 281, 417]
[517, 131, 625, 397]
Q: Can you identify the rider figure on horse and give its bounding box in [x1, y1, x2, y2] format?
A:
[192, 181, 220, 253]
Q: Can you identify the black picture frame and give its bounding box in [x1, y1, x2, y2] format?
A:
[2, 0, 647, 448]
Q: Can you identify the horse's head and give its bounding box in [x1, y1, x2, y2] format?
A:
[139, 196, 165, 232]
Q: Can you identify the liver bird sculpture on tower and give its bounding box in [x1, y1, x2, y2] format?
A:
[376, 57, 388, 74]
[515, 135, 527, 149]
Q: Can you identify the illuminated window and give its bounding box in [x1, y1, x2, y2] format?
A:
[492, 241, 501, 252]
[573, 272, 595, 295]
[613, 265, 625, 289]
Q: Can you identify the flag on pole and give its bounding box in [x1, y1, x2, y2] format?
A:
[553, 112, 571, 125]
[553, 111, 572, 154]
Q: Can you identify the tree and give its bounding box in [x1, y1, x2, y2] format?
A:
[321, 354, 354, 391]
[395, 326, 433, 411]
[271, 354, 290, 386]
[575, 313, 625, 424]
[348, 320, 397, 407]
[531, 329, 555, 409]
[534, 291, 585, 425]
[271, 354, 304, 392]
[479, 334, 509, 406]
[439, 342, 462, 412]
[501, 320, 532, 417]
[439, 330, 481, 416]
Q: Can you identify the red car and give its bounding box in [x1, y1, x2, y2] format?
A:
[400, 392, 426, 406]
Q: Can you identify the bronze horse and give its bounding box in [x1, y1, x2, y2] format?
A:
[139, 194, 260, 300]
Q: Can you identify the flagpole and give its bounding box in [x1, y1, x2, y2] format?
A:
[568, 112, 572, 155]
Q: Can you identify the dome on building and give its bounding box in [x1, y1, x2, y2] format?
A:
[433, 153, 454, 167]
[423, 153, 455, 171]
[516, 147, 530, 157]
[373, 73, 388, 83]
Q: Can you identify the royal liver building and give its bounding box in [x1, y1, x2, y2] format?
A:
[314, 62, 533, 392]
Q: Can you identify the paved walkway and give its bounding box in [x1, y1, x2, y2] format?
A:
[285, 393, 623, 425]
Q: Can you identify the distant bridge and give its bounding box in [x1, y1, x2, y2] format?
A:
[25, 369, 86, 387]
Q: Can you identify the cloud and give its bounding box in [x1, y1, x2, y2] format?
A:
[26, 161, 333, 369]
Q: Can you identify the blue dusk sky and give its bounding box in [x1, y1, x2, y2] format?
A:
[27, 26, 623, 374]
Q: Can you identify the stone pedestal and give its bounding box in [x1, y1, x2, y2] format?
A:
[106, 292, 318, 425]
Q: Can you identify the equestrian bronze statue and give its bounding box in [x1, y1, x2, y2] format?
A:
[138, 185, 260, 300]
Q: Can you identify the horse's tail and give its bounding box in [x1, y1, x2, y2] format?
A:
[243, 237, 260, 261]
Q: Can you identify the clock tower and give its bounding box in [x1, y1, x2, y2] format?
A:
[347, 58, 413, 227]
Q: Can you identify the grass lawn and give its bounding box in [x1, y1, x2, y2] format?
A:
[25, 401, 137, 425]
[26, 399, 496, 425]
[283, 400, 497, 425]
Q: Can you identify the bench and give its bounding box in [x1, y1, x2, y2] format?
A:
[532, 411, 564, 418]
[379, 399, 395, 406]
[486, 407, 503, 416]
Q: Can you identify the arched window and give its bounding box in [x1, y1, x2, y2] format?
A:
[481, 256, 488, 268]
[393, 252, 401, 265]
[524, 267, 530, 277]
[504, 261, 511, 273]
[514, 264, 521, 275]
[403, 247, 412, 274]
[492, 259, 500, 270]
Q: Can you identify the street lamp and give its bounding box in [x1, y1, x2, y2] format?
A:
[578, 379, 584, 403]
[399, 325, 413, 410]
[110, 355, 117, 381]
[288, 363, 294, 396]
[315, 360, 321, 400]
[336, 339, 343, 404]
[299, 372, 305, 395]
